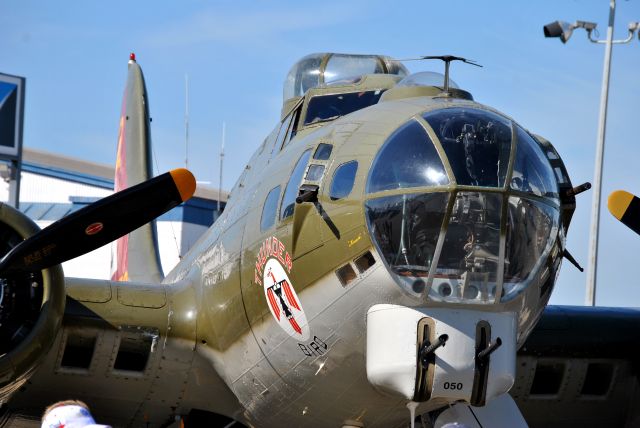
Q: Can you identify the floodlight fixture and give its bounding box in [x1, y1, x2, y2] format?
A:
[629, 22, 640, 39]
[544, 1, 639, 307]
[543, 20, 574, 43]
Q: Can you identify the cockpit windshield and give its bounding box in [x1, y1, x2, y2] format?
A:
[304, 90, 385, 125]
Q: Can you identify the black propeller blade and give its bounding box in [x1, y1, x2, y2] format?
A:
[0, 168, 196, 275]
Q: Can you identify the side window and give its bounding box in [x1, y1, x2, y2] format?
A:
[313, 143, 333, 160]
[273, 114, 294, 155]
[330, 161, 358, 200]
[282, 105, 302, 149]
[280, 150, 312, 220]
[261, 186, 281, 231]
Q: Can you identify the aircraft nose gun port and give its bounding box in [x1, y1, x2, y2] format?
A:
[419, 334, 448, 366]
[296, 184, 319, 204]
[566, 181, 591, 197]
[367, 305, 517, 407]
[477, 337, 502, 361]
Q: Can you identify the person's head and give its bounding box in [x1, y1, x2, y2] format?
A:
[41, 400, 111, 428]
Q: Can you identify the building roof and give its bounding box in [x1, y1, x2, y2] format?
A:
[20, 196, 219, 226]
[23, 148, 229, 201]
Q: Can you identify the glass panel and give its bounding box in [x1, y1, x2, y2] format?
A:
[324, 54, 384, 84]
[281, 150, 312, 220]
[283, 53, 324, 101]
[305, 164, 325, 181]
[366, 193, 449, 296]
[382, 58, 410, 77]
[510, 127, 559, 199]
[397, 71, 458, 89]
[283, 105, 302, 146]
[554, 167, 567, 185]
[367, 119, 448, 193]
[502, 196, 559, 301]
[424, 108, 512, 187]
[261, 186, 281, 231]
[304, 90, 384, 125]
[330, 161, 358, 200]
[314, 143, 333, 160]
[431, 192, 502, 304]
[283, 53, 408, 101]
[274, 114, 293, 153]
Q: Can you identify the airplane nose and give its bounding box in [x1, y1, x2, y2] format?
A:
[364, 107, 562, 305]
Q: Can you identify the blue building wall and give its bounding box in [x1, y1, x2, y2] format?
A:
[19, 160, 224, 228]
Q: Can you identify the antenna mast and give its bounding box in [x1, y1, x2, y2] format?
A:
[404, 55, 482, 95]
[184, 74, 189, 169]
[218, 122, 225, 214]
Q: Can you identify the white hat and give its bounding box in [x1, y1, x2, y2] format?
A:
[41, 404, 111, 428]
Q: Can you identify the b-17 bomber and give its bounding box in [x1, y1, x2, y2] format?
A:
[0, 53, 639, 428]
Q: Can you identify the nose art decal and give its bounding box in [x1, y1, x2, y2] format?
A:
[256, 237, 309, 340]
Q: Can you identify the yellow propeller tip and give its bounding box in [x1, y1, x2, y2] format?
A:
[608, 190, 634, 221]
[170, 168, 196, 202]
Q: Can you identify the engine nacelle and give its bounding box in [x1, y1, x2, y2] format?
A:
[0, 203, 65, 403]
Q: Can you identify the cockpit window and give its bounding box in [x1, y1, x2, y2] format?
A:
[275, 113, 294, 152]
[324, 54, 385, 85]
[304, 90, 384, 125]
[367, 119, 448, 194]
[282, 105, 302, 148]
[280, 149, 312, 220]
[423, 108, 512, 188]
[510, 127, 559, 199]
[284, 53, 408, 101]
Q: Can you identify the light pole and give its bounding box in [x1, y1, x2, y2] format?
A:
[544, 1, 639, 306]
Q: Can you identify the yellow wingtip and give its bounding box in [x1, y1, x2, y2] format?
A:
[170, 168, 196, 202]
[608, 190, 634, 220]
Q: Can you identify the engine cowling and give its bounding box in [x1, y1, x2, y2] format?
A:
[0, 203, 65, 403]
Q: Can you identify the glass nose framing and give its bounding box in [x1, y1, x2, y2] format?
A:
[365, 108, 561, 305]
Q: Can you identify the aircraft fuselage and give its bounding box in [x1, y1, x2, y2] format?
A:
[163, 78, 567, 426]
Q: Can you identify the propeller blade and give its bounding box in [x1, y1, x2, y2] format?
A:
[0, 168, 195, 275]
[608, 190, 640, 236]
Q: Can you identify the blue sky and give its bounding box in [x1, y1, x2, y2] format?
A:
[1, 0, 639, 307]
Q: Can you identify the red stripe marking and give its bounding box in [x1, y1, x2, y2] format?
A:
[283, 280, 300, 311]
[289, 317, 302, 335]
[267, 289, 280, 321]
[268, 270, 277, 285]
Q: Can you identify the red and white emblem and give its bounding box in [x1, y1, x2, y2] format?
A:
[263, 258, 309, 340]
[85, 222, 104, 235]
